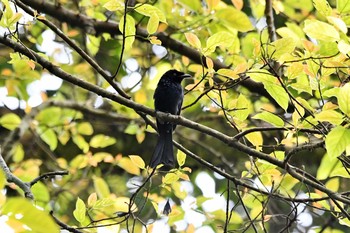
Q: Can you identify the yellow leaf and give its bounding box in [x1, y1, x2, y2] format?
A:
[163, 173, 180, 184]
[245, 130, 263, 151]
[147, 12, 159, 34]
[206, 0, 220, 10]
[93, 176, 111, 198]
[184, 32, 201, 49]
[217, 68, 238, 79]
[87, 193, 97, 207]
[129, 155, 145, 169]
[206, 57, 214, 72]
[114, 197, 138, 213]
[231, 0, 243, 10]
[325, 178, 339, 192]
[177, 150, 186, 167]
[118, 157, 140, 175]
[327, 16, 347, 34]
[149, 36, 162, 45]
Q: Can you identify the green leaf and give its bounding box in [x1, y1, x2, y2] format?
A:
[119, 14, 135, 49]
[337, 0, 350, 13]
[72, 135, 90, 153]
[147, 12, 159, 34]
[325, 126, 350, 159]
[93, 176, 111, 198]
[36, 107, 61, 127]
[216, 7, 254, 32]
[249, 69, 289, 111]
[134, 4, 166, 23]
[32, 181, 50, 203]
[0, 169, 6, 190]
[264, 83, 289, 111]
[0, 113, 21, 130]
[253, 112, 284, 127]
[90, 134, 116, 148]
[203, 31, 235, 56]
[234, 94, 251, 121]
[103, 0, 124, 11]
[39, 127, 58, 151]
[313, 0, 332, 16]
[163, 173, 180, 184]
[317, 153, 339, 180]
[303, 19, 340, 42]
[2, 197, 59, 233]
[73, 197, 86, 224]
[249, 69, 275, 83]
[12, 143, 24, 162]
[77, 122, 94, 135]
[270, 37, 297, 61]
[177, 0, 201, 11]
[315, 110, 344, 125]
[337, 83, 350, 116]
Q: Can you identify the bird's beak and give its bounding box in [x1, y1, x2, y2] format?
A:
[181, 74, 192, 79]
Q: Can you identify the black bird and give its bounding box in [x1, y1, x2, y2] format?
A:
[150, 69, 191, 169]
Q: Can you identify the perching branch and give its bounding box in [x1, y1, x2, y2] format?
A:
[1, 34, 350, 214]
[18, 0, 273, 103]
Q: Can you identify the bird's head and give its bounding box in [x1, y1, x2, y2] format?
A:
[162, 69, 191, 83]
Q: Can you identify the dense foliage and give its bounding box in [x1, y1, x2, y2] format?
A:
[1, 0, 350, 232]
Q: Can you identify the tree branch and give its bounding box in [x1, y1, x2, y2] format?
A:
[19, 0, 273, 102]
[1, 35, 349, 209]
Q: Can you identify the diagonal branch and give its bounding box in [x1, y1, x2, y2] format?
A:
[19, 0, 272, 103]
[1, 35, 349, 209]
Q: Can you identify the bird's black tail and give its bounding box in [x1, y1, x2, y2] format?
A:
[150, 130, 174, 169]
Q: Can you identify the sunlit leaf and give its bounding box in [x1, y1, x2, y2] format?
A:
[231, 0, 243, 10]
[337, 0, 350, 13]
[38, 127, 58, 151]
[147, 12, 159, 34]
[313, 0, 332, 16]
[184, 32, 201, 49]
[304, 19, 340, 42]
[129, 155, 145, 169]
[216, 7, 254, 32]
[73, 197, 86, 223]
[325, 178, 339, 192]
[253, 112, 284, 127]
[77, 122, 94, 135]
[119, 14, 135, 49]
[177, 150, 186, 167]
[264, 83, 289, 111]
[117, 157, 140, 175]
[325, 126, 350, 159]
[327, 16, 347, 34]
[93, 176, 111, 198]
[0, 113, 21, 130]
[2, 198, 59, 233]
[72, 135, 90, 153]
[217, 68, 239, 79]
[203, 31, 235, 55]
[337, 83, 350, 116]
[134, 4, 167, 23]
[163, 173, 180, 184]
[87, 193, 97, 207]
[245, 130, 263, 151]
[270, 37, 297, 61]
[103, 0, 124, 11]
[90, 134, 116, 148]
[315, 110, 344, 125]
